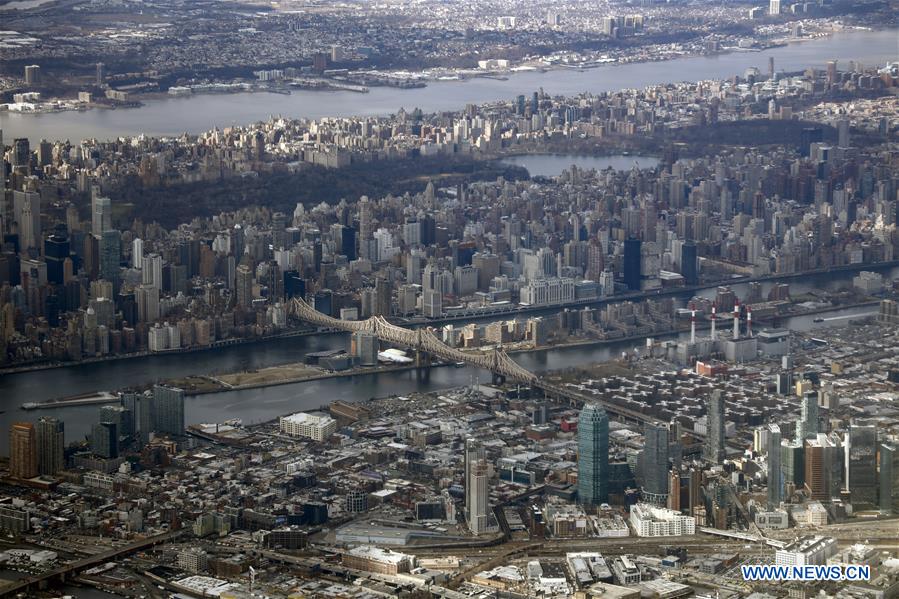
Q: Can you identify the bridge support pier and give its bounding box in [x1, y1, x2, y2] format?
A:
[491, 372, 506, 386]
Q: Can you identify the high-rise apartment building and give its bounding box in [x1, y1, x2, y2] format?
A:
[153, 385, 185, 436]
[35, 417, 64, 476]
[9, 423, 37, 479]
[704, 390, 726, 464]
[578, 403, 609, 506]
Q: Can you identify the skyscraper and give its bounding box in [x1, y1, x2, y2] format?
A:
[153, 385, 185, 436]
[797, 390, 818, 441]
[577, 403, 609, 506]
[236, 258, 254, 307]
[847, 424, 877, 506]
[35, 417, 64, 476]
[879, 442, 899, 514]
[623, 238, 641, 291]
[767, 423, 783, 508]
[769, 0, 781, 15]
[464, 438, 485, 520]
[681, 240, 698, 286]
[91, 421, 118, 459]
[13, 190, 40, 251]
[99, 230, 121, 285]
[92, 196, 112, 237]
[467, 459, 489, 535]
[641, 424, 669, 503]
[704, 390, 726, 464]
[9, 422, 37, 479]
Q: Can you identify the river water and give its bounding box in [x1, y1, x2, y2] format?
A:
[0, 265, 893, 452]
[1, 29, 898, 143]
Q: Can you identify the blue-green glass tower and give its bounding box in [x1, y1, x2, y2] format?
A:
[578, 403, 609, 505]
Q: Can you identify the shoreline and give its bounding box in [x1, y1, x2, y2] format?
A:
[1, 259, 895, 378]
[20, 299, 880, 411]
[1, 26, 879, 123]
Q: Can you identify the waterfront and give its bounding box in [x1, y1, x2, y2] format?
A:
[0, 265, 893, 453]
[499, 154, 660, 177]
[1, 29, 897, 143]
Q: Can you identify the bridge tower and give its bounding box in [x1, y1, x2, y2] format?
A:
[491, 347, 506, 386]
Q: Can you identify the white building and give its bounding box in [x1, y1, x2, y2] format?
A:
[775, 536, 837, 566]
[520, 277, 575, 306]
[629, 503, 696, 537]
[279, 412, 337, 441]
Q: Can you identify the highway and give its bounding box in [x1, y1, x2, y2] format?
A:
[1, 530, 183, 596]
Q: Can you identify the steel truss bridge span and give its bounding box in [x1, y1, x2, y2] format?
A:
[289, 297, 537, 384]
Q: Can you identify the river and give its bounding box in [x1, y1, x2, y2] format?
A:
[1, 29, 898, 143]
[0, 265, 893, 453]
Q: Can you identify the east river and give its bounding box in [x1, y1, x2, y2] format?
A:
[1, 29, 898, 143]
[0, 265, 894, 451]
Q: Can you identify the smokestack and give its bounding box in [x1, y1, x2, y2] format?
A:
[733, 300, 740, 340]
[710, 305, 717, 340]
[691, 310, 696, 344]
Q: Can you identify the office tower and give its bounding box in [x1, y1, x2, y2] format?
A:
[769, 0, 780, 15]
[35, 417, 64, 476]
[681, 240, 698, 285]
[96, 62, 106, 85]
[642, 424, 669, 504]
[805, 434, 832, 501]
[132, 238, 143, 269]
[847, 424, 877, 506]
[464, 438, 486, 520]
[826, 60, 838, 86]
[467, 459, 489, 535]
[837, 118, 850, 148]
[797, 391, 818, 441]
[880, 442, 899, 514]
[351, 331, 378, 366]
[782, 439, 805, 488]
[577, 403, 609, 506]
[142, 253, 163, 289]
[704, 390, 726, 464]
[236, 258, 254, 307]
[24, 65, 40, 86]
[9, 423, 37, 479]
[338, 225, 357, 260]
[92, 196, 112, 237]
[13, 190, 40, 251]
[767, 424, 783, 508]
[153, 385, 185, 436]
[623, 238, 641, 291]
[99, 230, 121, 285]
[91, 422, 118, 459]
[44, 226, 70, 285]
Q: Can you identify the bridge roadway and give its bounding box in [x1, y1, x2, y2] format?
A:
[2, 530, 182, 596]
[290, 297, 537, 384]
[290, 297, 679, 425]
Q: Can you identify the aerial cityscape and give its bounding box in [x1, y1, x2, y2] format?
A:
[1, 0, 899, 597]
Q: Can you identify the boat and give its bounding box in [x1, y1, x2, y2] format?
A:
[812, 317, 824, 323]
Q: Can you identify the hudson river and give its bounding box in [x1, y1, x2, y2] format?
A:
[1, 29, 897, 143]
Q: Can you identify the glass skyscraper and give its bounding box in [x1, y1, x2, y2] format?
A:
[642, 423, 669, 503]
[578, 403, 609, 506]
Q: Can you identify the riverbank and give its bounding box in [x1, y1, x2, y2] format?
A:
[22, 298, 880, 411]
[2, 259, 894, 377]
[4, 27, 897, 144]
